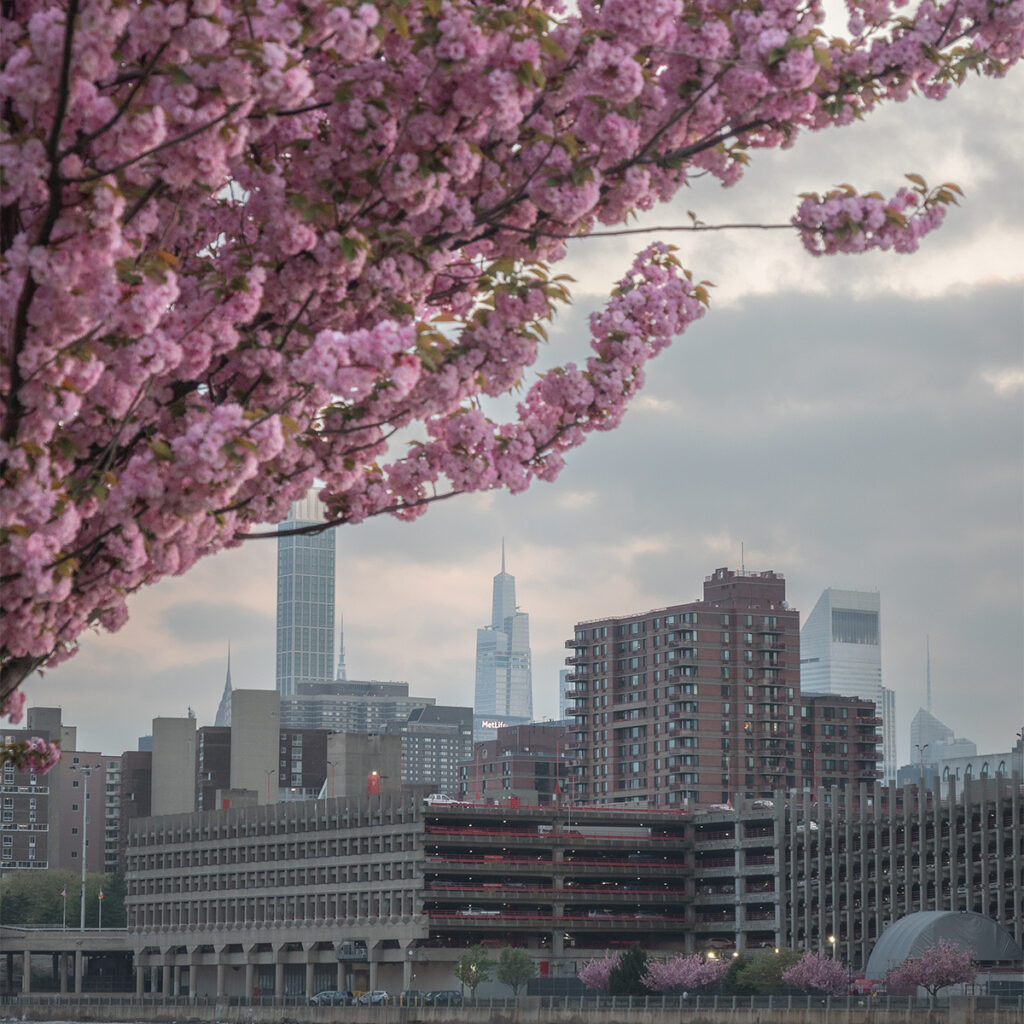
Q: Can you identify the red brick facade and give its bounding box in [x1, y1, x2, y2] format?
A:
[565, 568, 882, 808]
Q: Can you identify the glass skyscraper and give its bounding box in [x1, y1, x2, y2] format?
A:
[276, 490, 336, 696]
[800, 587, 896, 782]
[474, 545, 532, 738]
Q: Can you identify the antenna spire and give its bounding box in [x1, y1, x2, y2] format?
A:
[501, 537, 506, 574]
[337, 613, 347, 680]
[926, 634, 932, 714]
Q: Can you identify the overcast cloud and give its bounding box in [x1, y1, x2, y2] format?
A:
[31, 69, 1023, 768]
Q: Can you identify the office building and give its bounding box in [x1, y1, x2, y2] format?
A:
[280, 679, 432, 732]
[474, 546, 533, 738]
[383, 705, 474, 795]
[276, 489, 336, 697]
[151, 717, 197, 816]
[800, 587, 894, 781]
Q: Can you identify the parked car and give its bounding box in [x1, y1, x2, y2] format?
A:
[424, 793, 460, 805]
[309, 990, 353, 1006]
[356, 990, 390, 1005]
[425, 990, 463, 1005]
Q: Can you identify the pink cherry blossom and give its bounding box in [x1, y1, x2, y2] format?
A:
[1, 0, 1021, 769]
[783, 951, 850, 996]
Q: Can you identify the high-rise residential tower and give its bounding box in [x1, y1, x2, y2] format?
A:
[474, 545, 533, 738]
[800, 587, 895, 782]
[276, 489, 336, 697]
[564, 567, 883, 808]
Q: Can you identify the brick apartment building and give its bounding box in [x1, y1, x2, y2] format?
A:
[565, 568, 882, 808]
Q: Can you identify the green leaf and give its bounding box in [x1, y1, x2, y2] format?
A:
[148, 439, 174, 461]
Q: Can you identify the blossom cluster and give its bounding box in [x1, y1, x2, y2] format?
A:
[1, 0, 1021, 720]
[782, 951, 850, 996]
[794, 181, 957, 255]
[578, 952, 620, 991]
[643, 953, 731, 993]
[0, 691, 60, 772]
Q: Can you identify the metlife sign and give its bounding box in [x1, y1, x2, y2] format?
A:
[472, 712, 532, 741]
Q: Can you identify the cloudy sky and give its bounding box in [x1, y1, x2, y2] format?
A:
[29, 68, 1023, 768]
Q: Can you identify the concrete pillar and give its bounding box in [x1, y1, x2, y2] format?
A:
[216, 962, 226, 999]
[150, 964, 159, 992]
[336, 960, 346, 991]
[74, 949, 84, 994]
[161, 962, 171, 996]
[173, 964, 182, 996]
[552, 930, 564, 957]
[245, 961, 255, 1001]
[22, 948, 32, 995]
[305, 961, 315, 998]
[135, 955, 145, 997]
[274, 960, 284, 998]
[59, 953, 68, 994]
[402, 957, 412, 990]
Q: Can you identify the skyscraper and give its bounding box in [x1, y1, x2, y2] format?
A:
[474, 544, 532, 738]
[276, 489, 336, 696]
[800, 587, 895, 782]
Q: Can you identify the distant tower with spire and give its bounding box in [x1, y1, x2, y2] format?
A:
[214, 645, 233, 727]
[473, 541, 533, 739]
[336, 614, 348, 681]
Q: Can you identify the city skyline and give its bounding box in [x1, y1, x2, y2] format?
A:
[25, 73, 1024, 767]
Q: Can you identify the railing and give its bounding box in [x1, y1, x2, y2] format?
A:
[2, 993, 1022, 1014]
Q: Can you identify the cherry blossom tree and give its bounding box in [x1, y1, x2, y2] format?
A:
[643, 953, 731, 993]
[782, 951, 850, 996]
[2, 0, 1021, 734]
[578, 951, 619, 991]
[884, 940, 977, 1000]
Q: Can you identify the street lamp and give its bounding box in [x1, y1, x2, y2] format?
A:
[98, 889, 104, 930]
[69, 764, 101, 931]
[326, 761, 337, 799]
[264, 768, 276, 804]
[828, 935, 836, 958]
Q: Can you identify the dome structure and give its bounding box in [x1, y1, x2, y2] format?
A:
[865, 911, 1022, 979]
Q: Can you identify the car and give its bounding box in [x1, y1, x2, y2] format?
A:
[425, 990, 463, 1005]
[459, 905, 500, 916]
[309, 990, 353, 1006]
[424, 793, 460, 805]
[356, 990, 390, 1005]
[752, 799, 775, 809]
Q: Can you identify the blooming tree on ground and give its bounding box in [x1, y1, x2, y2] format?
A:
[643, 953, 732, 993]
[782, 951, 850, 996]
[578, 951, 619, 991]
[2, 0, 1021, 750]
[884, 940, 977, 999]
